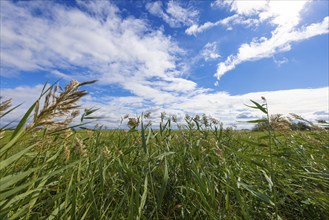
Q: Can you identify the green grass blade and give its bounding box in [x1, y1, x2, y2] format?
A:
[0, 167, 38, 192]
[249, 100, 268, 114]
[157, 157, 169, 210]
[0, 103, 22, 119]
[0, 144, 35, 172]
[239, 181, 275, 206]
[137, 175, 148, 220]
[10, 102, 36, 140]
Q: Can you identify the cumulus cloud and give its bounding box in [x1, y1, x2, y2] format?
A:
[146, 1, 198, 28]
[0, 1, 201, 106]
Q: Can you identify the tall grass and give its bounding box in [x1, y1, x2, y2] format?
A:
[1, 81, 328, 219]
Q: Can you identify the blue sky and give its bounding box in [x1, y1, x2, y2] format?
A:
[1, 0, 328, 128]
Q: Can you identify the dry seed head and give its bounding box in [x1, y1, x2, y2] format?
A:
[86, 129, 93, 136]
[210, 117, 219, 125]
[0, 130, 5, 139]
[214, 146, 225, 160]
[71, 110, 80, 118]
[75, 137, 87, 156]
[63, 128, 73, 138]
[116, 149, 123, 157]
[67, 80, 79, 91]
[33, 100, 40, 123]
[28, 80, 95, 132]
[64, 144, 71, 161]
[0, 98, 12, 116]
[102, 146, 111, 158]
[290, 113, 304, 121]
[127, 117, 139, 128]
[194, 115, 200, 121]
[202, 114, 209, 126]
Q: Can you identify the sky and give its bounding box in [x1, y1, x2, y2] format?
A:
[0, 0, 328, 129]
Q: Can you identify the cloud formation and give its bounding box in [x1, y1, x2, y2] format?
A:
[146, 1, 198, 28]
[185, 1, 329, 79]
[201, 42, 221, 61]
[0, 1, 200, 106]
[212, 0, 329, 79]
[185, 14, 259, 35]
[215, 16, 329, 79]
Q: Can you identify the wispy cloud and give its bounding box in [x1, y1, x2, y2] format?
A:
[210, 0, 329, 79]
[50, 70, 73, 81]
[185, 1, 328, 80]
[215, 16, 329, 79]
[273, 57, 289, 67]
[200, 42, 221, 61]
[186, 14, 259, 35]
[146, 1, 198, 28]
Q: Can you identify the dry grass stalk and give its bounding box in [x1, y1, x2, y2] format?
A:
[0, 98, 12, 138]
[102, 146, 111, 159]
[0, 98, 12, 116]
[75, 137, 87, 156]
[64, 144, 71, 161]
[28, 80, 96, 131]
[290, 113, 322, 130]
[270, 114, 291, 131]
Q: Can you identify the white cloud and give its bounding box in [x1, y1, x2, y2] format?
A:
[201, 42, 221, 61]
[50, 70, 73, 80]
[273, 57, 288, 67]
[197, 0, 309, 34]
[185, 14, 259, 35]
[146, 1, 198, 28]
[0, 85, 45, 127]
[0, 1, 199, 106]
[215, 16, 329, 79]
[168, 86, 329, 129]
[212, 0, 305, 26]
[2, 83, 327, 129]
[189, 0, 278, 36]
[187, 1, 328, 80]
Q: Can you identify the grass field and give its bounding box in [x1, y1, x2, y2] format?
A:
[1, 81, 328, 219]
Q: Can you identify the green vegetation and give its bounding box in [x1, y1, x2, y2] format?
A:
[1, 81, 328, 219]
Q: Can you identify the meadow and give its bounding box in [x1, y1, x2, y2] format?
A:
[1, 81, 328, 219]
